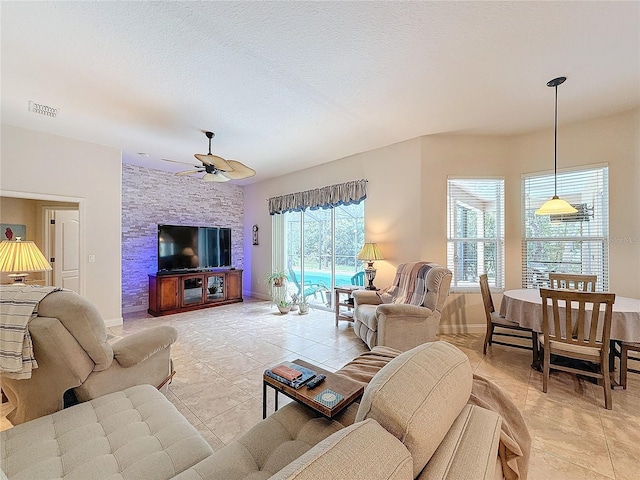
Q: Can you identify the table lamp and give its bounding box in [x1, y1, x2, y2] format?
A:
[357, 243, 384, 290]
[0, 237, 52, 283]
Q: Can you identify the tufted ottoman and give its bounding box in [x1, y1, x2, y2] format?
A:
[0, 384, 212, 480]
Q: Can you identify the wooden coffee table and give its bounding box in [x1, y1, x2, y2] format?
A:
[263, 359, 364, 419]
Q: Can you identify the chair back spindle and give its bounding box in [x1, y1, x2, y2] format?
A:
[548, 273, 597, 292]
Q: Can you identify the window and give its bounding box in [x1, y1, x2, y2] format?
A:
[277, 202, 365, 309]
[447, 178, 505, 289]
[522, 166, 609, 290]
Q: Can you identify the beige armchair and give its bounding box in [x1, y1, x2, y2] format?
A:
[1, 290, 178, 425]
[352, 262, 452, 351]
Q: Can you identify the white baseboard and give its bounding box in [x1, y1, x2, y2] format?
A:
[104, 317, 123, 327]
[248, 291, 270, 301]
[439, 323, 486, 335]
[122, 305, 147, 315]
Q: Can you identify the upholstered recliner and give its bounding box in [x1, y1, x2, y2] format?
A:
[352, 262, 452, 351]
[1, 290, 178, 425]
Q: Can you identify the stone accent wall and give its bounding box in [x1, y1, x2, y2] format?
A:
[122, 164, 244, 313]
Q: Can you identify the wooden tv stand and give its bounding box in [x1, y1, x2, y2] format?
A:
[148, 269, 243, 316]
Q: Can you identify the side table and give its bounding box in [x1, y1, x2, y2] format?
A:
[334, 285, 361, 326]
[263, 359, 364, 419]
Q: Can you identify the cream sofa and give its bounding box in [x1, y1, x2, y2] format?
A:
[353, 262, 452, 351]
[2, 341, 523, 480]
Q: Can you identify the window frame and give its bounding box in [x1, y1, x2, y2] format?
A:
[521, 164, 609, 291]
[273, 201, 365, 309]
[447, 177, 505, 292]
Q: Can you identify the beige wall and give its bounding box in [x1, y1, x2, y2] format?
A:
[2, 108, 636, 330]
[243, 138, 422, 298]
[1, 125, 122, 325]
[509, 108, 640, 299]
[244, 108, 640, 332]
[420, 135, 511, 331]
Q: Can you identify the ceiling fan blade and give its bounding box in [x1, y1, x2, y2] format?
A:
[175, 170, 202, 176]
[194, 153, 234, 171]
[221, 160, 256, 180]
[162, 158, 196, 166]
[202, 172, 230, 182]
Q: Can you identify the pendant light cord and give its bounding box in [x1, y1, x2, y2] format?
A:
[553, 83, 558, 197]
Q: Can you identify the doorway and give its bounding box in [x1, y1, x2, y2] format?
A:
[0, 192, 83, 293]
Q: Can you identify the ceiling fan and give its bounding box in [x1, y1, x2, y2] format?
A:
[165, 131, 256, 182]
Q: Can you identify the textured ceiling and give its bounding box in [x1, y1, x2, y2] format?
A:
[2, 1, 639, 184]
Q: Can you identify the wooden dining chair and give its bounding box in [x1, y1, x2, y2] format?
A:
[620, 342, 640, 389]
[480, 274, 537, 357]
[539, 288, 616, 409]
[548, 273, 597, 292]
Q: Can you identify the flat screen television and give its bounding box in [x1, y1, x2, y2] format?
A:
[158, 224, 231, 272]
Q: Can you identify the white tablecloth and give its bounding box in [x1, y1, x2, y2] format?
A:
[499, 289, 640, 343]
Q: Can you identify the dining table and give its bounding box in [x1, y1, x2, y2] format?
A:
[499, 288, 640, 343]
[499, 288, 640, 385]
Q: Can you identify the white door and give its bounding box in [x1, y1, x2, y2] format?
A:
[52, 210, 80, 292]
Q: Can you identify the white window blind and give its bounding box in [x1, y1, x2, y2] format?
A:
[447, 178, 505, 290]
[522, 166, 609, 290]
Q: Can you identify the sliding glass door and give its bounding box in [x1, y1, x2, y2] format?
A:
[283, 203, 364, 309]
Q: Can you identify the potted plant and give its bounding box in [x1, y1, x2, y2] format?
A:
[265, 271, 288, 305]
[290, 293, 299, 312]
[277, 300, 292, 314]
[265, 271, 288, 288]
[298, 297, 310, 315]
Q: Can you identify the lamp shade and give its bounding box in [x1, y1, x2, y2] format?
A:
[534, 196, 578, 215]
[0, 238, 52, 273]
[357, 243, 384, 261]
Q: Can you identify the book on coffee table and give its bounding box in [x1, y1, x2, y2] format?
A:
[265, 362, 316, 389]
[271, 364, 303, 381]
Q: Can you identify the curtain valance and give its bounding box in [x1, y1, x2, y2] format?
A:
[268, 179, 367, 215]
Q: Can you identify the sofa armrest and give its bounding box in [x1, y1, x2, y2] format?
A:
[417, 405, 501, 480]
[352, 290, 382, 306]
[375, 305, 441, 350]
[112, 325, 178, 368]
[376, 304, 433, 318]
[271, 418, 413, 480]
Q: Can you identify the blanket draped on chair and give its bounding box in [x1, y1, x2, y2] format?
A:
[336, 346, 532, 480]
[0, 285, 61, 379]
[378, 262, 436, 305]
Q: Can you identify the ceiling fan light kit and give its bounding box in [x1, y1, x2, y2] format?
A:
[203, 172, 230, 183]
[535, 76, 578, 216]
[174, 131, 256, 182]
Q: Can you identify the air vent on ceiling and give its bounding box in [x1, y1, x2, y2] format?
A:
[29, 101, 59, 118]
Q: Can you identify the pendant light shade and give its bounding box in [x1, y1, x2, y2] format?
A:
[535, 76, 578, 216]
[534, 195, 578, 215]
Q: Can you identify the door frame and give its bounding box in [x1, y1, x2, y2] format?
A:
[42, 206, 80, 290]
[1, 190, 85, 295]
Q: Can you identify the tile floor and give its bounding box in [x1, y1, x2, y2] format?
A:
[3, 297, 639, 478]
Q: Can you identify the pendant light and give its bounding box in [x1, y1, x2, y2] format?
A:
[534, 76, 578, 216]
